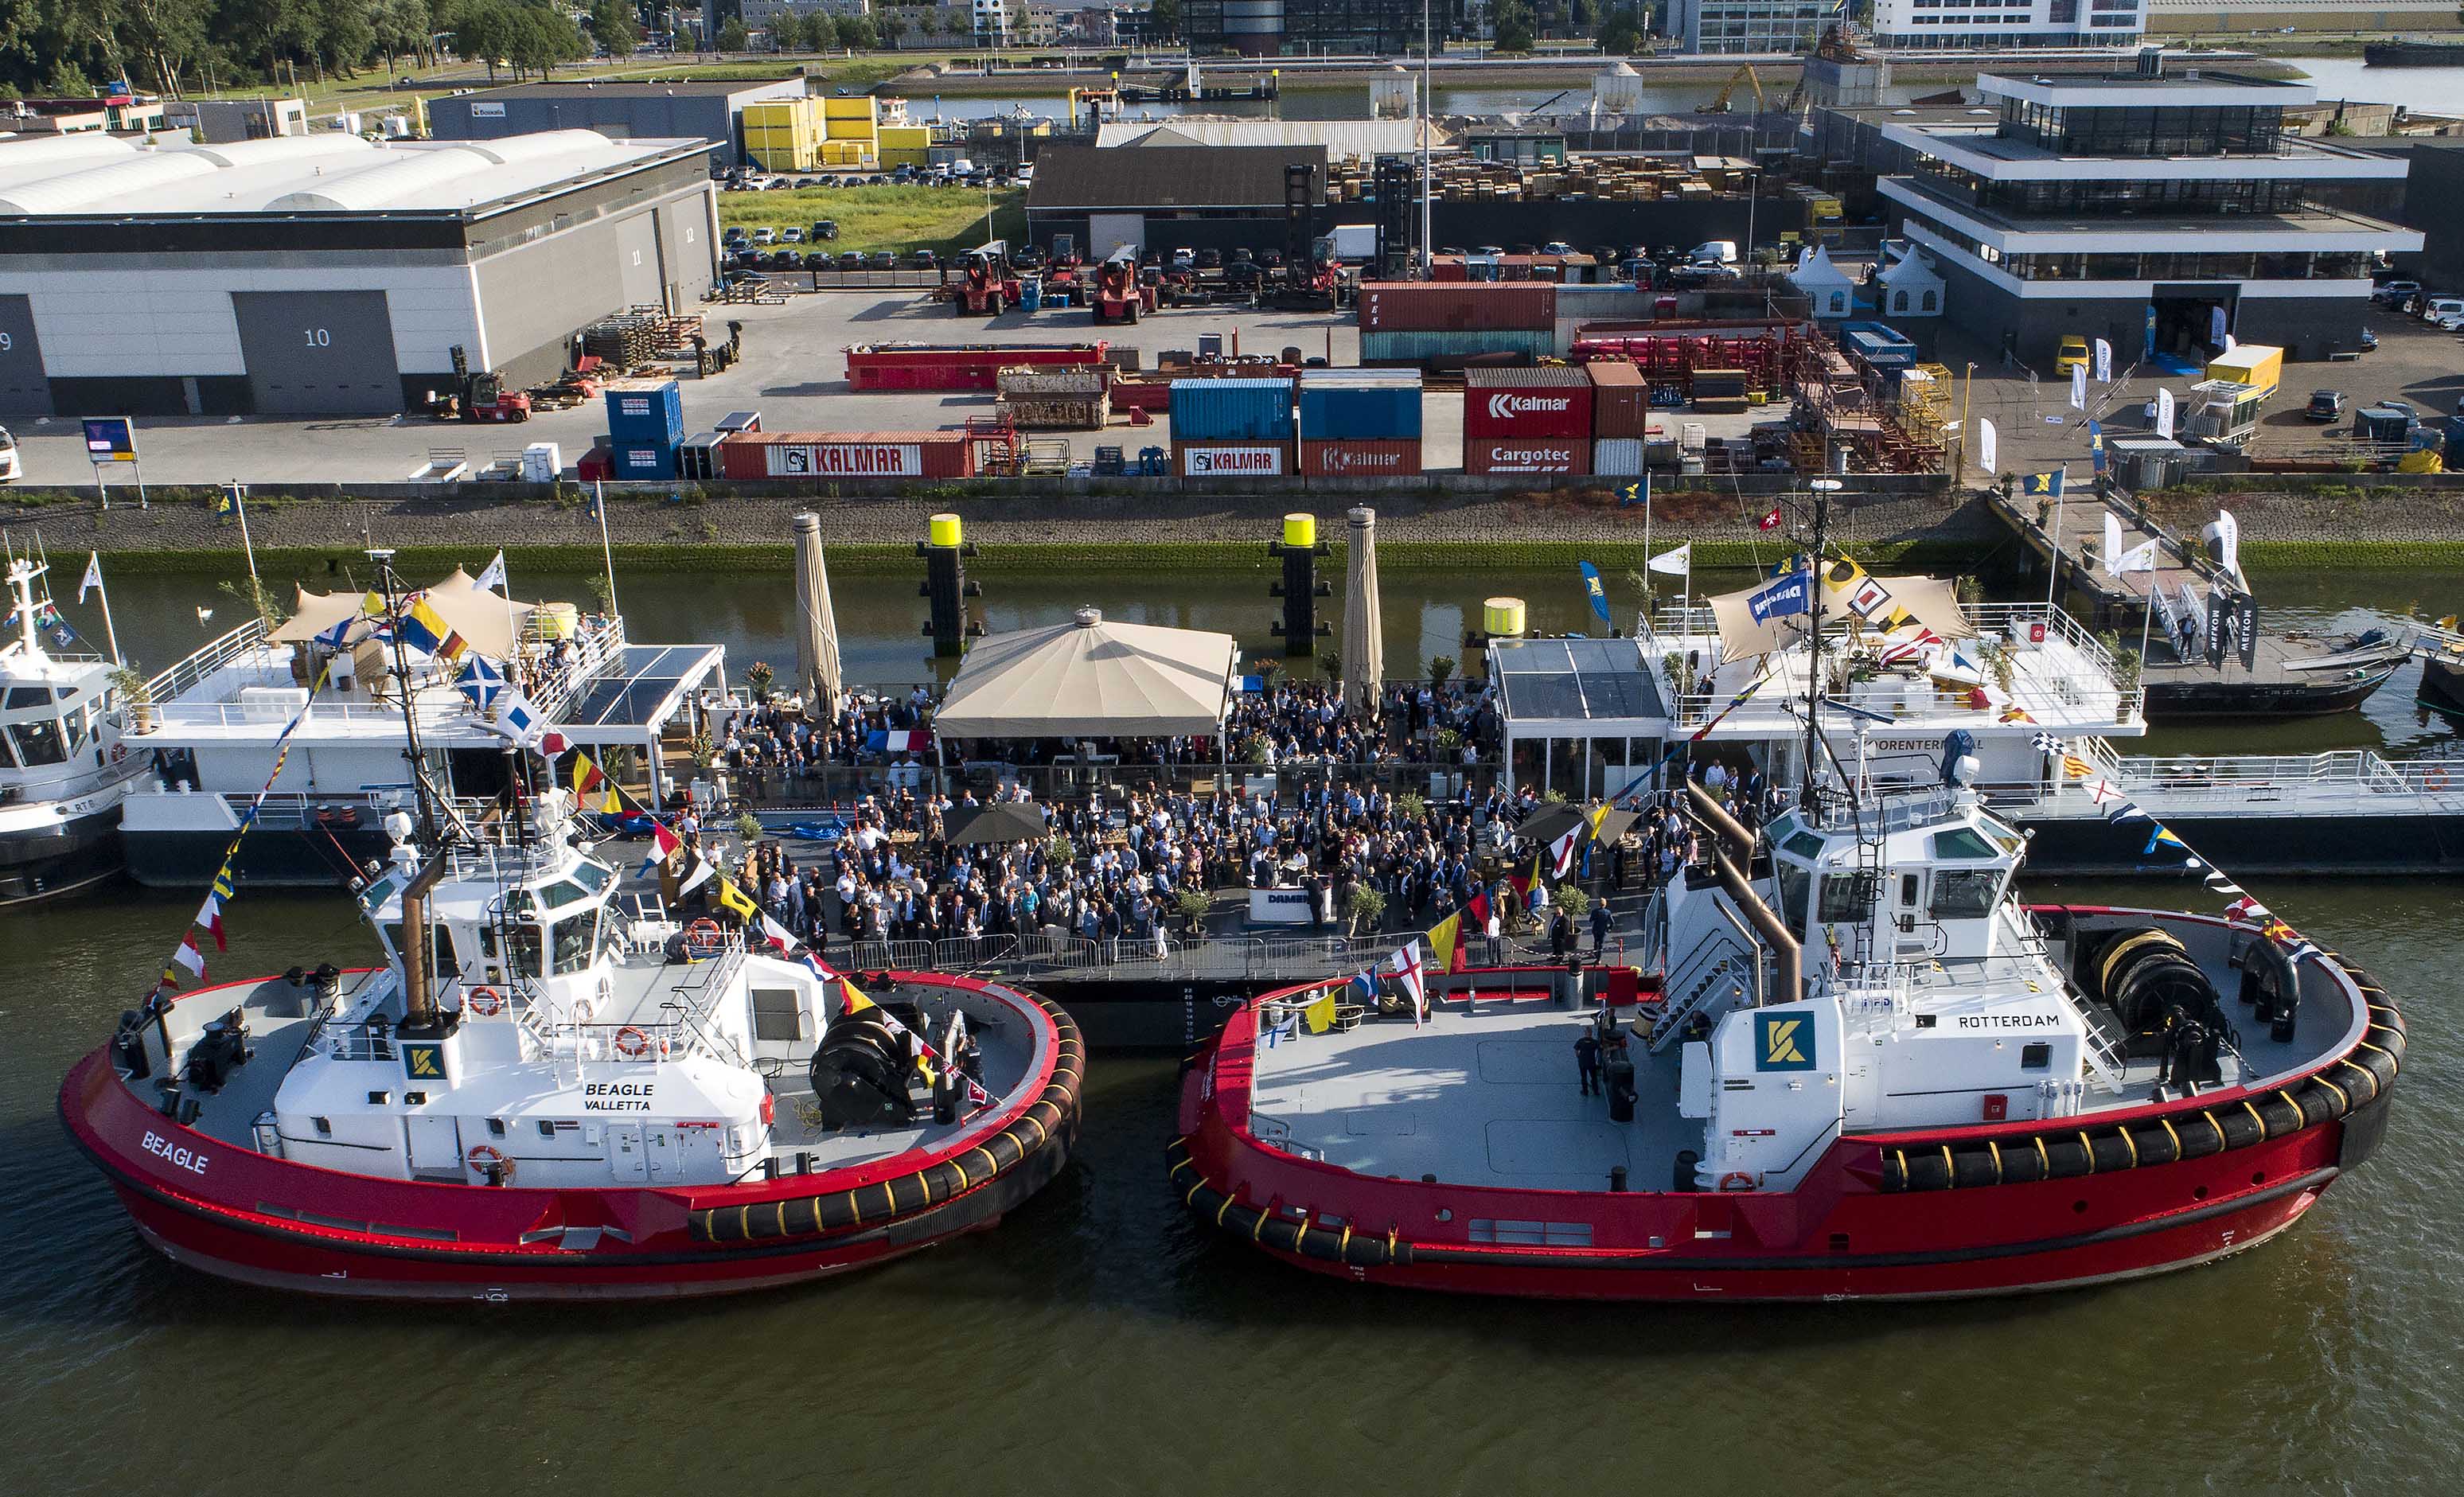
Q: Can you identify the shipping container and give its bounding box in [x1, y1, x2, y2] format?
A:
[845, 342, 1108, 392]
[1592, 438, 1644, 478]
[1465, 438, 1589, 477]
[1585, 361, 1652, 439]
[1297, 369, 1423, 440]
[610, 440, 676, 481]
[1356, 282, 1556, 333]
[606, 381, 684, 443]
[1178, 441, 1294, 478]
[1299, 438, 1423, 478]
[675, 431, 722, 481]
[1170, 378, 1295, 442]
[718, 431, 977, 481]
[1359, 329, 1553, 369]
[1464, 366, 1595, 440]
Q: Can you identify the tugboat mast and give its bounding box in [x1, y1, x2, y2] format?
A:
[368, 548, 440, 846]
[1799, 478, 1838, 820]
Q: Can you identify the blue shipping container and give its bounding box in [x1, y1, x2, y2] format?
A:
[611, 441, 676, 481]
[606, 382, 685, 443]
[1170, 378, 1294, 441]
[1298, 372, 1422, 440]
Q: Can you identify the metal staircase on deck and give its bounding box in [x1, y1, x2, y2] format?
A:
[1647, 930, 1756, 1054]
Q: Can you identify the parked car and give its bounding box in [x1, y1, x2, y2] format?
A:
[837, 250, 864, 271]
[812, 219, 838, 241]
[781, 227, 804, 243]
[909, 249, 939, 268]
[0, 425, 18, 483]
[2372, 279, 2422, 306]
[763, 177, 791, 191]
[870, 250, 898, 270]
[1541, 240, 1575, 256]
[2306, 389, 2345, 422]
[2422, 296, 2464, 323]
[793, 177, 819, 189]
[722, 268, 766, 289]
[1223, 259, 1261, 290]
[751, 226, 777, 244]
[1195, 248, 1222, 270]
[1012, 244, 1048, 270]
[2053, 335, 2090, 376]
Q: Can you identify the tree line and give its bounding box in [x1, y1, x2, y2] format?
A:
[0, 0, 651, 99]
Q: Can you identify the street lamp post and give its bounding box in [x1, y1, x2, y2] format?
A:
[1420, 0, 1434, 278]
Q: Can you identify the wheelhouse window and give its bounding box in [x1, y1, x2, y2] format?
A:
[481, 922, 541, 980]
[1818, 873, 1872, 923]
[550, 913, 595, 975]
[9, 717, 65, 767]
[1928, 869, 2002, 918]
[1776, 859, 1812, 934]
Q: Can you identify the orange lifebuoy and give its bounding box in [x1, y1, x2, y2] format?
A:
[466, 986, 505, 1017]
[614, 1025, 652, 1059]
[1717, 1171, 1756, 1192]
[683, 918, 727, 956]
[110, 742, 127, 764]
[2428, 767, 2450, 789]
[466, 1144, 511, 1183]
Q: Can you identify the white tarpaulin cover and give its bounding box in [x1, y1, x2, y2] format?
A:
[934, 608, 1238, 739]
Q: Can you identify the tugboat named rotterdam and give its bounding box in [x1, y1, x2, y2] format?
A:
[1174, 498, 2404, 1301]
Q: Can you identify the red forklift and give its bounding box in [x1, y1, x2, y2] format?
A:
[427, 345, 532, 423]
[952, 242, 1023, 316]
[1092, 252, 1156, 324]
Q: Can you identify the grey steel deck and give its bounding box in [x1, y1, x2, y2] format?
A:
[1249, 997, 1696, 1194]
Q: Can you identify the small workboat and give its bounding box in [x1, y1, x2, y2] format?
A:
[0, 557, 145, 904]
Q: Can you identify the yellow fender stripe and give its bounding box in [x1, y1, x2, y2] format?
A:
[2033, 1137, 2049, 1176]
[2078, 1130, 2096, 1174]
[951, 1158, 971, 1191]
[2119, 1127, 2138, 1168]
[774, 1199, 787, 1237]
[1339, 1225, 1353, 1256]
[1183, 1179, 1206, 1206]
[2314, 1074, 2349, 1110]
[1987, 1140, 2003, 1185]
[2242, 1099, 2267, 1137]
[2204, 1110, 2227, 1151]
[1252, 1207, 1269, 1241]
[1893, 1148, 1908, 1184]
[2279, 1087, 2308, 1125]
[1215, 1196, 1235, 1226]
[736, 1203, 752, 1238]
[1940, 1144, 1956, 1187]
[2160, 1117, 2181, 1160]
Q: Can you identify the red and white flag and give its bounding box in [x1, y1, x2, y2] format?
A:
[196, 892, 228, 953]
[1547, 826, 1581, 880]
[758, 912, 797, 953]
[1387, 940, 1428, 1027]
[167, 930, 208, 986]
[1758, 505, 1783, 532]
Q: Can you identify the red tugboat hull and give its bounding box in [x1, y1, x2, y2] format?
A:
[63, 972, 1082, 1303]
[1172, 911, 2400, 1303]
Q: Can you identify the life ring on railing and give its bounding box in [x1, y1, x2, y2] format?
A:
[682, 918, 727, 957]
[1717, 1171, 1756, 1192]
[614, 1025, 653, 1060]
[110, 741, 127, 765]
[466, 1144, 512, 1183]
[2427, 767, 2450, 790]
[466, 986, 505, 1017]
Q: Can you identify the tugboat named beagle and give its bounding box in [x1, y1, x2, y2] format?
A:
[61, 696, 1081, 1300]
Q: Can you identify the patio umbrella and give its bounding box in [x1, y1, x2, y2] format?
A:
[792, 512, 843, 711]
[1514, 804, 1587, 848]
[1339, 506, 1382, 711]
[944, 801, 1049, 847]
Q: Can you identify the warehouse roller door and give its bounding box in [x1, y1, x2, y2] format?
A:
[232, 290, 401, 415]
[616, 213, 664, 311]
[0, 295, 50, 414]
[1087, 213, 1145, 259]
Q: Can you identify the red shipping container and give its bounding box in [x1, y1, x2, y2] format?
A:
[1178, 442, 1293, 478]
[844, 342, 1108, 392]
[1465, 438, 1589, 477]
[1356, 283, 1556, 333]
[1464, 366, 1594, 439]
[1299, 439, 1423, 478]
[1586, 360, 1652, 439]
[718, 431, 976, 480]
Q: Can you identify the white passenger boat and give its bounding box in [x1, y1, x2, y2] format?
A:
[0, 559, 146, 903]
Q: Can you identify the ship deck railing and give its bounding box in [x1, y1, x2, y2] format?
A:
[1979, 747, 2464, 820]
[832, 929, 1383, 986]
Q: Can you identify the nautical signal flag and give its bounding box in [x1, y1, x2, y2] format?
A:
[1547, 826, 1581, 879]
[1424, 910, 1461, 975]
[396, 596, 468, 664]
[638, 820, 684, 878]
[1387, 941, 1427, 1027]
[212, 485, 244, 523]
[1304, 988, 1338, 1035]
[1757, 505, 1784, 531]
[1578, 561, 1612, 626]
[166, 930, 208, 988]
[571, 751, 625, 815]
[196, 891, 227, 953]
[2023, 470, 2065, 497]
[714, 873, 760, 924]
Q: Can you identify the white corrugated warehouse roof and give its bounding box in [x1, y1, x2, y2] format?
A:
[0, 130, 696, 216]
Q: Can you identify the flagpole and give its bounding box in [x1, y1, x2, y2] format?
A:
[229, 484, 260, 606]
[91, 556, 122, 666]
[594, 481, 620, 624]
[2042, 474, 2063, 615]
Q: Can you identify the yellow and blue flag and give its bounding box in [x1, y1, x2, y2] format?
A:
[1577, 560, 1612, 626]
[2023, 470, 2065, 497]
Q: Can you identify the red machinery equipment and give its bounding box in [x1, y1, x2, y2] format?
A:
[953, 248, 1023, 316]
[1091, 254, 1155, 325]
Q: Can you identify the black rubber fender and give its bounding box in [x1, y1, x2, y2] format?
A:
[690, 994, 1085, 1244]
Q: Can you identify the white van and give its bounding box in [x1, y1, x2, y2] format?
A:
[1688, 240, 1740, 265]
[0, 425, 17, 483]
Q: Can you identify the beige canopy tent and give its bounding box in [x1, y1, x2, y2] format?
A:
[267, 571, 538, 662]
[933, 607, 1238, 740]
[1707, 565, 1973, 664]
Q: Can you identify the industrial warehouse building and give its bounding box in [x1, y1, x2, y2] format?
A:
[0, 131, 718, 418]
[1024, 144, 1328, 259]
[427, 78, 809, 170]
